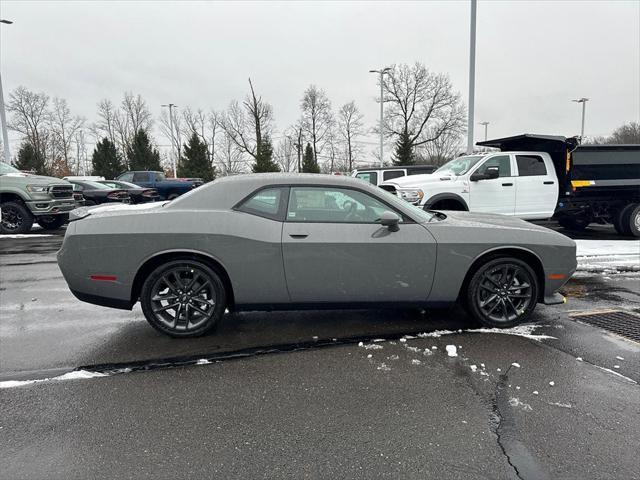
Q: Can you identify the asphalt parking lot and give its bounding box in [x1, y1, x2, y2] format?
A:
[1, 228, 639, 480]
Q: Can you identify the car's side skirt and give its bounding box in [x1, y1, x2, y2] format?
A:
[233, 301, 456, 312]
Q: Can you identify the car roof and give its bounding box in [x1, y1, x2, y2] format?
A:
[354, 165, 435, 172]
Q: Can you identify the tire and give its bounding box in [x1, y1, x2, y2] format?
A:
[613, 205, 632, 235]
[140, 259, 227, 338]
[0, 201, 34, 234]
[622, 203, 640, 238]
[558, 215, 589, 231]
[465, 257, 539, 328]
[37, 214, 67, 230]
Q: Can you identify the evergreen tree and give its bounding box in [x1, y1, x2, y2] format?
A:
[178, 133, 216, 181]
[14, 142, 47, 175]
[393, 130, 415, 165]
[91, 137, 125, 179]
[251, 136, 280, 173]
[126, 129, 162, 171]
[301, 143, 320, 173]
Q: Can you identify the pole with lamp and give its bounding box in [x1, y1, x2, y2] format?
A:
[369, 67, 391, 167]
[0, 19, 13, 163]
[161, 103, 178, 177]
[479, 121, 489, 141]
[572, 98, 589, 141]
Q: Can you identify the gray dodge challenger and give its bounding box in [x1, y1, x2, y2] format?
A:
[57, 173, 576, 338]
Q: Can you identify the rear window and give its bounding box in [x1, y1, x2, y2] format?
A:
[383, 170, 405, 181]
[355, 171, 378, 185]
[237, 187, 285, 221]
[133, 172, 148, 182]
[516, 155, 547, 176]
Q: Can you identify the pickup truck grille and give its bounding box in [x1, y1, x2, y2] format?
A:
[49, 185, 74, 199]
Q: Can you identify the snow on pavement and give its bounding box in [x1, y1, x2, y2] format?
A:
[575, 239, 639, 273]
[0, 370, 107, 389]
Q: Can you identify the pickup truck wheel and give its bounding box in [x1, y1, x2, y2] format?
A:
[140, 259, 227, 338]
[613, 204, 634, 236]
[0, 201, 34, 234]
[622, 203, 640, 237]
[558, 216, 589, 231]
[37, 214, 67, 230]
[466, 257, 538, 328]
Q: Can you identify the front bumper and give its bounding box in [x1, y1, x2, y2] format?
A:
[543, 292, 566, 305]
[26, 198, 76, 216]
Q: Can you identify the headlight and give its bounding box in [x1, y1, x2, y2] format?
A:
[26, 184, 48, 193]
[399, 189, 424, 203]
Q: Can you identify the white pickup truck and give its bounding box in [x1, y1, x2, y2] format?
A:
[379, 150, 559, 219]
[377, 134, 640, 237]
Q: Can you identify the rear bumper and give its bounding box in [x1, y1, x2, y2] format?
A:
[70, 289, 134, 310]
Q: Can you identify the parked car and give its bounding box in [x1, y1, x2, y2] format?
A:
[66, 180, 130, 206]
[98, 180, 160, 204]
[352, 165, 436, 187]
[58, 173, 576, 338]
[0, 161, 75, 233]
[116, 171, 197, 200]
[381, 134, 640, 237]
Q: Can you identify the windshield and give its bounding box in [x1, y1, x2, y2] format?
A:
[434, 155, 485, 176]
[0, 162, 22, 175]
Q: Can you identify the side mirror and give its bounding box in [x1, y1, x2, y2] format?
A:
[470, 166, 500, 181]
[379, 211, 400, 232]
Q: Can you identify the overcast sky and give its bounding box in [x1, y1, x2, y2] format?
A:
[1, 0, 639, 158]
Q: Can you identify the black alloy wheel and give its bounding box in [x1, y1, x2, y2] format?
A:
[141, 259, 226, 337]
[0, 201, 34, 234]
[466, 257, 539, 328]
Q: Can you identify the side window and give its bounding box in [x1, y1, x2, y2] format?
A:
[408, 168, 434, 175]
[383, 170, 405, 181]
[237, 187, 285, 221]
[287, 186, 400, 223]
[133, 172, 148, 183]
[119, 172, 134, 182]
[475, 155, 511, 177]
[516, 155, 547, 176]
[72, 184, 83, 191]
[355, 171, 378, 185]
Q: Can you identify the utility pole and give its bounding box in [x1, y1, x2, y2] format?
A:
[572, 98, 589, 140]
[467, 0, 477, 154]
[0, 19, 13, 163]
[161, 103, 178, 177]
[369, 67, 391, 167]
[479, 121, 489, 141]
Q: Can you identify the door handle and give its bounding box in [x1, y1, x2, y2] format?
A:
[543, 181, 554, 185]
[501, 183, 513, 187]
[289, 234, 308, 239]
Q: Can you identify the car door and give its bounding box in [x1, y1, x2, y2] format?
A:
[281, 185, 437, 303]
[468, 155, 516, 215]
[514, 154, 558, 219]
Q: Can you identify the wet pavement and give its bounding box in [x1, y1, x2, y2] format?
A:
[1, 229, 639, 480]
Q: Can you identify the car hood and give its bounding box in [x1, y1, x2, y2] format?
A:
[438, 210, 571, 238]
[381, 172, 457, 188]
[0, 173, 71, 185]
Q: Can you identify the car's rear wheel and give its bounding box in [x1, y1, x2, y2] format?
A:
[558, 215, 589, 231]
[0, 201, 34, 234]
[140, 259, 226, 338]
[465, 257, 539, 328]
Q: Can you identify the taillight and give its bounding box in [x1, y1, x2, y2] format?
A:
[142, 189, 157, 197]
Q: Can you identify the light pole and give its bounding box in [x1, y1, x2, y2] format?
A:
[479, 121, 489, 141]
[161, 103, 178, 177]
[572, 98, 589, 140]
[467, 0, 477, 154]
[0, 19, 13, 163]
[370, 67, 391, 167]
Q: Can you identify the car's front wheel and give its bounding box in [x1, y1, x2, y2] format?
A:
[0, 201, 34, 234]
[140, 259, 227, 338]
[465, 257, 539, 328]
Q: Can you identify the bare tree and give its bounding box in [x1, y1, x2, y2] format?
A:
[215, 130, 247, 175]
[7, 86, 50, 161]
[382, 63, 465, 157]
[159, 107, 183, 166]
[420, 129, 465, 166]
[337, 101, 364, 171]
[91, 99, 118, 145]
[275, 133, 298, 172]
[50, 97, 85, 172]
[300, 85, 334, 165]
[218, 78, 273, 162]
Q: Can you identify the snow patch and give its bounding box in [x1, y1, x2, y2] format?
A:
[470, 365, 478, 372]
[508, 397, 533, 412]
[418, 324, 555, 341]
[0, 234, 54, 239]
[196, 359, 210, 365]
[548, 402, 572, 409]
[575, 239, 640, 273]
[411, 359, 422, 365]
[445, 345, 458, 357]
[0, 369, 107, 389]
[511, 362, 521, 368]
[549, 381, 555, 386]
[377, 363, 391, 372]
